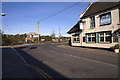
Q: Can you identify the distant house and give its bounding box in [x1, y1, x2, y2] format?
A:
[27, 32, 38, 38]
[25, 32, 39, 42]
[67, 2, 120, 48]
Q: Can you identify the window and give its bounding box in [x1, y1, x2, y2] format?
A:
[100, 12, 111, 26]
[90, 16, 95, 28]
[86, 31, 112, 43]
[100, 33, 104, 42]
[105, 32, 111, 42]
[73, 35, 80, 43]
[99, 31, 111, 43]
[87, 33, 96, 43]
[73, 38, 76, 42]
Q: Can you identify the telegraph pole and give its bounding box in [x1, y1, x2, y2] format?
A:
[38, 21, 39, 42]
[1, 12, 5, 34]
[59, 27, 61, 38]
[59, 27, 61, 42]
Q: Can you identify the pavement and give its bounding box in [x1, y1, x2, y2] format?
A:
[2, 44, 119, 79]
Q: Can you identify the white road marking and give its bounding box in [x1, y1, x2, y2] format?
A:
[49, 50, 57, 54]
[63, 53, 117, 67]
[48, 50, 117, 67]
[11, 47, 27, 63]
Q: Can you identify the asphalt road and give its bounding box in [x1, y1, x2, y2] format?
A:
[2, 44, 119, 79]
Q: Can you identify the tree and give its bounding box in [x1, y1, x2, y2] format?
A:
[41, 36, 52, 41]
[50, 30, 55, 39]
[2, 34, 12, 46]
[0, 30, 2, 34]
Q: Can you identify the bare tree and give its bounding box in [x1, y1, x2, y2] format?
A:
[51, 30, 55, 39]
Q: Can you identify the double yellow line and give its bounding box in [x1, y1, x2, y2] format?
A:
[25, 63, 53, 80]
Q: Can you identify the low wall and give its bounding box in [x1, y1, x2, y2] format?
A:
[71, 42, 118, 49]
[72, 43, 81, 46]
[82, 43, 118, 49]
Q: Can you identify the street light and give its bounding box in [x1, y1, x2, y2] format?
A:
[1, 12, 5, 34]
[1, 12, 5, 16]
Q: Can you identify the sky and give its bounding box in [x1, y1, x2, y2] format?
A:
[2, 2, 90, 37]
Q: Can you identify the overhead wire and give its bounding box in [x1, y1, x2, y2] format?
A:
[39, 0, 84, 22]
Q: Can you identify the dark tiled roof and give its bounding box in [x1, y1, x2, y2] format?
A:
[67, 22, 82, 34]
[81, 2, 120, 19]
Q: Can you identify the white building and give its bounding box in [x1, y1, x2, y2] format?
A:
[27, 32, 39, 38]
[68, 2, 120, 49]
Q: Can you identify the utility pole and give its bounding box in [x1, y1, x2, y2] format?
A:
[59, 27, 61, 38]
[59, 27, 61, 42]
[38, 21, 39, 42]
[1, 12, 5, 34]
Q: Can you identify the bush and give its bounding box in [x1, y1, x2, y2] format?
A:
[114, 44, 120, 49]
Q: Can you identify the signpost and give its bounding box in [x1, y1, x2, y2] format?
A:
[1, 12, 5, 33]
[38, 21, 39, 42]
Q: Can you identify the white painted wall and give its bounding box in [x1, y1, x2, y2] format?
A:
[71, 8, 119, 48]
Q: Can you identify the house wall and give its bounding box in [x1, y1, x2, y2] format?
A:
[33, 35, 38, 38]
[81, 8, 119, 48]
[71, 8, 119, 48]
[82, 8, 119, 34]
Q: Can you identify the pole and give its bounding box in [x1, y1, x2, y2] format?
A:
[59, 27, 61, 42]
[38, 21, 39, 42]
[1, 13, 5, 33]
[2, 16, 4, 34]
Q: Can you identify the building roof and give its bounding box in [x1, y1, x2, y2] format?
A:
[67, 21, 82, 34]
[26, 38, 34, 41]
[28, 32, 38, 35]
[81, 2, 120, 19]
[67, 2, 120, 34]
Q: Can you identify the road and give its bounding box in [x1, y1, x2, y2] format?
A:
[2, 44, 119, 79]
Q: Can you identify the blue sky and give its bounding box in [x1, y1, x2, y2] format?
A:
[2, 2, 90, 37]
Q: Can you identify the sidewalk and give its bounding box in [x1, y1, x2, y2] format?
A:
[0, 44, 34, 48]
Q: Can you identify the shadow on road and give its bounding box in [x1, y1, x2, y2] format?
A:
[29, 46, 37, 50]
[14, 46, 68, 79]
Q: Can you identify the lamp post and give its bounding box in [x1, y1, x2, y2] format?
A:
[38, 21, 39, 42]
[1, 12, 5, 34]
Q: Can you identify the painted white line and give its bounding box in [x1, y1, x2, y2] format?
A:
[43, 50, 117, 67]
[49, 50, 57, 54]
[63, 53, 117, 67]
[11, 47, 27, 63]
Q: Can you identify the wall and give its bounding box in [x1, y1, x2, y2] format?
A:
[81, 8, 119, 48]
[70, 8, 119, 48]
